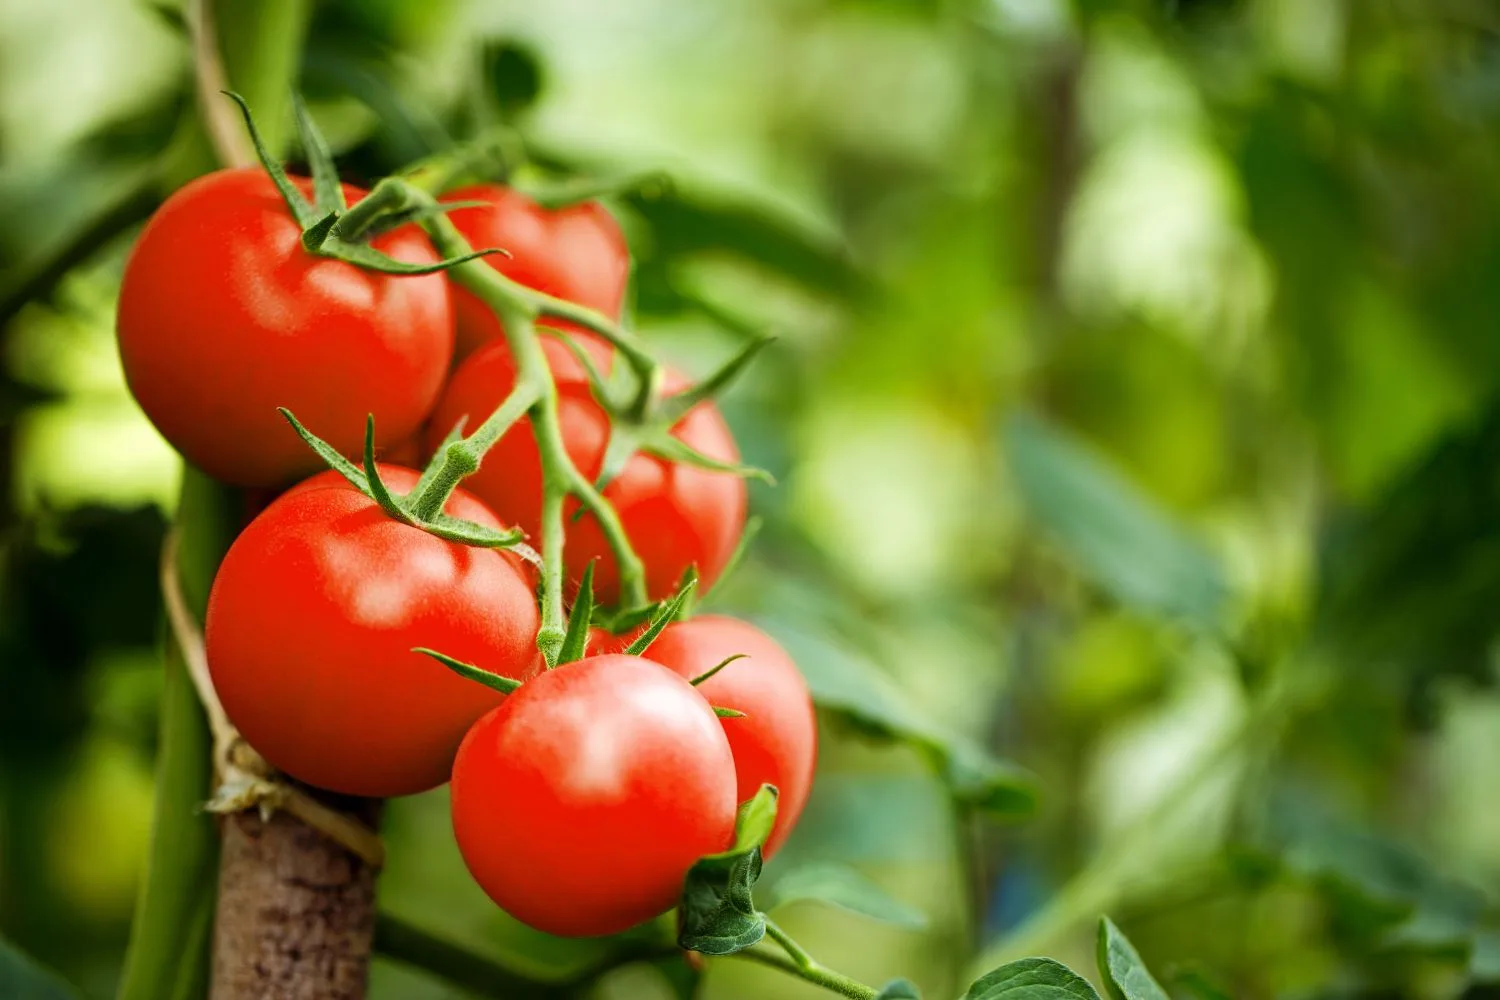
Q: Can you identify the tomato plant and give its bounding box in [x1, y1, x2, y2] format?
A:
[117, 167, 454, 487]
[449, 654, 736, 938]
[642, 615, 816, 859]
[443, 184, 627, 366]
[205, 465, 539, 797]
[427, 342, 747, 605]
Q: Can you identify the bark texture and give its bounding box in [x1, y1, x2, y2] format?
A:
[210, 797, 379, 1000]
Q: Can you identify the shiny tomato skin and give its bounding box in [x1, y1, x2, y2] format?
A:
[451, 654, 736, 937]
[444, 184, 627, 367]
[205, 465, 540, 797]
[638, 616, 816, 858]
[117, 167, 453, 487]
[426, 346, 747, 605]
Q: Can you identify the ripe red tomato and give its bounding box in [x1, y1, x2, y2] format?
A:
[627, 616, 816, 858]
[443, 185, 627, 366]
[426, 344, 747, 605]
[451, 654, 736, 937]
[206, 465, 540, 797]
[117, 167, 453, 487]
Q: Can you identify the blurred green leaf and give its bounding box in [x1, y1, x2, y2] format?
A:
[1315, 400, 1500, 724]
[1168, 968, 1234, 1000]
[768, 863, 927, 930]
[1005, 411, 1229, 627]
[1381, 878, 1486, 957]
[1471, 929, 1500, 983]
[0, 938, 81, 1000]
[1258, 789, 1493, 966]
[1096, 918, 1170, 1000]
[963, 958, 1101, 1000]
[763, 619, 1038, 818]
[483, 40, 545, 117]
[875, 979, 924, 999]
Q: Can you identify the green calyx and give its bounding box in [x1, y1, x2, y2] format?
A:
[412, 648, 521, 695]
[223, 92, 505, 276]
[279, 409, 523, 550]
[549, 329, 778, 494]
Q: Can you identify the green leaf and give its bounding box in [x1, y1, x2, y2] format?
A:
[1004, 411, 1229, 627]
[722, 784, 779, 856]
[876, 979, 924, 999]
[0, 937, 82, 999]
[619, 179, 869, 303]
[1168, 968, 1233, 1000]
[1097, 918, 1170, 1000]
[557, 562, 597, 665]
[1471, 928, 1500, 983]
[1314, 400, 1500, 726]
[714, 706, 747, 718]
[1380, 877, 1485, 956]
[678, 785, 778, 956]
[766, 620, 1039, 819]
[963, 958, 1102, 1000]
[768, 863, 928, 930]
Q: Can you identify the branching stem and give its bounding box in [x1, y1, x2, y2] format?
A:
[353, 176, 651, 656]
[748, 919, 879, 1000]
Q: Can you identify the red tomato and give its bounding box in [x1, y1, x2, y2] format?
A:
[444, 184, 627, 367]
[206, 465, 539, 797]
[117, 167, 454, 488]
[451, 654, 736, 937]
[633, 616, 816, 858]
[426, 345, 747, 605]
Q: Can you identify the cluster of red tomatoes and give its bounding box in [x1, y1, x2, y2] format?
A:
[114, 166, 816, 938]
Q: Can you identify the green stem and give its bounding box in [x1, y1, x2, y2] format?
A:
[530, 292, 658, 387]
[118, 3, 308, 995]
[397, 125, 525, 194]
[748, 920, 879, 1000]
[334, 177, 415, 243]
[410, 380, 538, 521]
[397, 137, 662, 416]
[374, 912, 678, 999]
[116, 470, 239, 1000]
[412, 197, 651, 618]
[373, 913, 571, 999]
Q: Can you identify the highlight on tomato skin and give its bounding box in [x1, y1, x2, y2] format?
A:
[116, 167, 455, 488]
[204, 465, 540, 798]
[427, 344, 748, 606]
[449, 654, 738, 938]
[638, 614, 817, 859]
[443, 183, 628, 367]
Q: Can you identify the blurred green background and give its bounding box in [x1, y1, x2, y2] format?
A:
[5, 1, 1500, 998]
